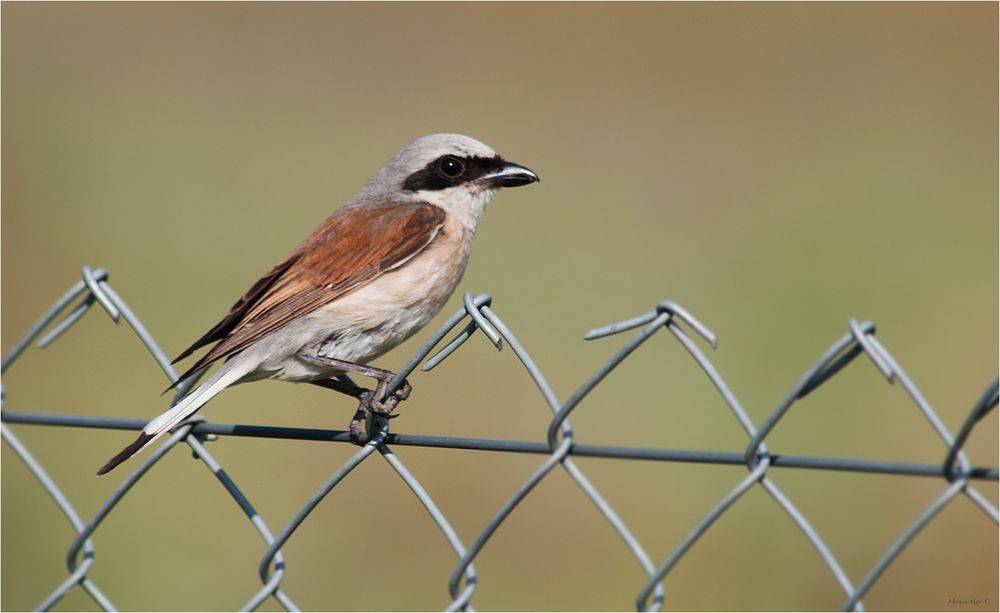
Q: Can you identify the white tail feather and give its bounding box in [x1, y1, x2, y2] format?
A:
[139, 360, 252, 451]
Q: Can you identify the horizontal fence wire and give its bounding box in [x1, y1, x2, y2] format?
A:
[2, 266, 997, 611]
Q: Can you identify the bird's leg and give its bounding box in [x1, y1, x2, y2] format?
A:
[310, 376, 366, 398]
[300, 353, 413, 444]
[300, 354, 412, 407]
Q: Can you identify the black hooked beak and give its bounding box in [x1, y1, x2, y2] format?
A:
[483, 161, 539, 188]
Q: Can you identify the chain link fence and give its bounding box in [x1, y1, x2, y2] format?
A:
[2, 266, 997, 611]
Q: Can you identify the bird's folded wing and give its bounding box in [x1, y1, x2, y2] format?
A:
[170, 201, 447, 385]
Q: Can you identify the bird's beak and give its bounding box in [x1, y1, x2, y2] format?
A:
[483, 161, 539, 188]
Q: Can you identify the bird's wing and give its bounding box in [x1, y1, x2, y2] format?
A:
[170, 201, 447, 386]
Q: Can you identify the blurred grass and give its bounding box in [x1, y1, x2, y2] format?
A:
[2, 3, 997, 611]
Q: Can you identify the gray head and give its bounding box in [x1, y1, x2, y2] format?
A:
[352, 133, 538, 230]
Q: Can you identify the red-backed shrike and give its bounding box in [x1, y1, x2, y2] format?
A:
[98, 133, 537, 475]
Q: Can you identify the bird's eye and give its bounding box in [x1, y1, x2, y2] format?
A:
[438, 156, 465, 179]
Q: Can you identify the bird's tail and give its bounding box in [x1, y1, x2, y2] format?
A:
[96, 359, 253, 475]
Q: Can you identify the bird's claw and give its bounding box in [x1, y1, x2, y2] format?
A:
[349, 407, 366, 445]
[348, 377, 412, 445]
[372, 377, 412, 409]
[392, 379, 413, 402]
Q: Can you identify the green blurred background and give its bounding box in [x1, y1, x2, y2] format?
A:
[2, 3, 997, 611]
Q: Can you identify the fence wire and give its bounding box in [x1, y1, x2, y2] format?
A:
[2, 266, 997, 612]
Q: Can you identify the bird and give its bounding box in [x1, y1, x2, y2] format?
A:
[97, 133, 538, 475]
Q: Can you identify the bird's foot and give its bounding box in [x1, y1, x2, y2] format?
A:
[373, 375, 412, 409]
[348, 375, 412, 445]
[349, 407, 367, 445]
